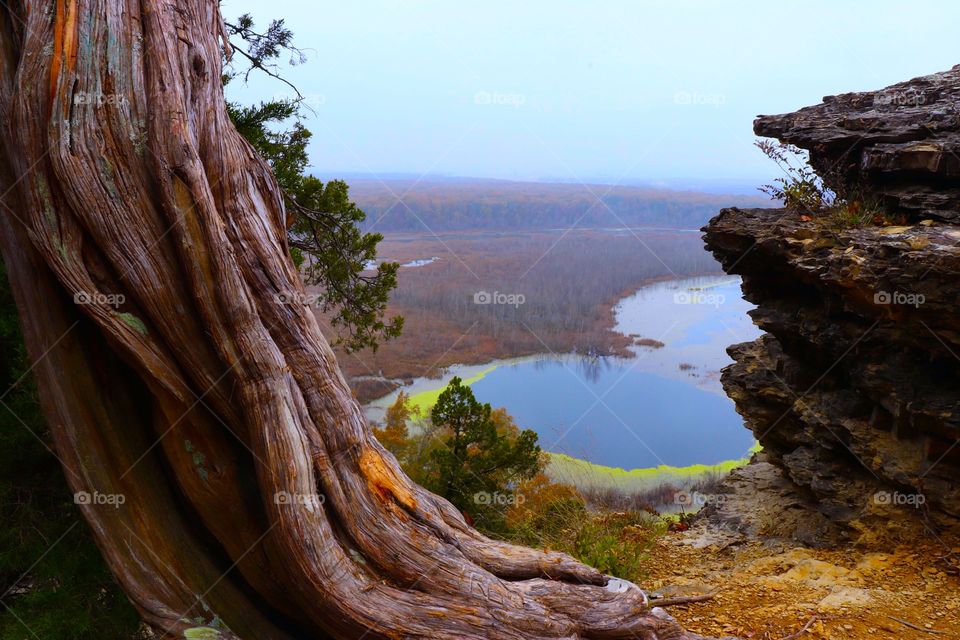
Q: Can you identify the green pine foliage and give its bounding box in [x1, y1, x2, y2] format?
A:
[225, 15, 403, 353]
[427, 377, 542, 532]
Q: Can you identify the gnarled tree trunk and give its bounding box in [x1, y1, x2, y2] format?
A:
[0, 2, 716, 638]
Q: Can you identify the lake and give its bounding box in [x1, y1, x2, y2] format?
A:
[366, 275, 761, 470]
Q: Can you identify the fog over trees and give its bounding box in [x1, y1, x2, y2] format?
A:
[350, 178, 768, 231]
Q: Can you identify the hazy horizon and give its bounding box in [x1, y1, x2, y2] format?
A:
[330, 171, 770, 196]
[222, 0, 960, 190]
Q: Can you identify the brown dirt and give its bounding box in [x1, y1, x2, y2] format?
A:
[642, 533, 960, 639]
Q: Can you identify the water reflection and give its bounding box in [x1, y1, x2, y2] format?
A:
[365, 275, 762, 469]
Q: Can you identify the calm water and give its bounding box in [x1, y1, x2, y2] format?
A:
[367, 275, 761, 470]
[470, 358, 745, 468]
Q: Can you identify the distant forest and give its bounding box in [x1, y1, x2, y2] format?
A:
[328, 229, 721, 398]
[345, 178, 770, 231]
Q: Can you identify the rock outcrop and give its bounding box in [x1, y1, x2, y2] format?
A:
[703, 66, 960, 540]
[754, 64, 960, 222]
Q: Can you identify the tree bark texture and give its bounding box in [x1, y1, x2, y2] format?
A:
[0, 2, 721, 638]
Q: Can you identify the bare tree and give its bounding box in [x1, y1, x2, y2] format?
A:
[0, 2, 715, 638]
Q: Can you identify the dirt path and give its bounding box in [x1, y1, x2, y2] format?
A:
[642, 532, 960, 639]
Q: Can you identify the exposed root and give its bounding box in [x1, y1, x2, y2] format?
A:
[650, 593, 720, 608]
[0, 1, 737, 638]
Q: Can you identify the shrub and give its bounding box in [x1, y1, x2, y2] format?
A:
[503, 483, 663, 584]
[571, 512, 664, 583]
[504, 473, 586, 546]
[756, 140, 835, 213]
[755, 139, 899, 228]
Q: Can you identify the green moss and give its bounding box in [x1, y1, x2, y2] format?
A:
[98, 157, 120, 199]
[545, 450, 755, 492]
[116, 312, 148, 336]
[184, 440, 210, 482]
[55, 241, 69, 262]
[37, 177, 55, 226]
[405, 365, 499, 413]
[184, 628, 221, 640]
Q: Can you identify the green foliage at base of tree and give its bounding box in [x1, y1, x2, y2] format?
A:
[375, 390, 668, 584]
[0, 260, 142, 640]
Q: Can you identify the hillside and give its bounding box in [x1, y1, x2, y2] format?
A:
[345, 177, 770, 231]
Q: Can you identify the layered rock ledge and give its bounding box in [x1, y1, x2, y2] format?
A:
[702, 66, 960, 540]
[706, 207, 960, 531]
[754, 64, 960, 222]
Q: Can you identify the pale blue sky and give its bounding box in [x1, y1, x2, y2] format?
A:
[222, 0, 959, 191]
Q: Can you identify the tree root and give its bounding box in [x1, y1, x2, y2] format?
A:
[0, 1, 738, 638]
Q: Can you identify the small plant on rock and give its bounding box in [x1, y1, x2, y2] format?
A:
[756, 139, 901, 229]
[756, 140, 835, 213]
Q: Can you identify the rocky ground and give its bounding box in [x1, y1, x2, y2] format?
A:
[639, 465, 960, 640]
[644, 529, 959, 639]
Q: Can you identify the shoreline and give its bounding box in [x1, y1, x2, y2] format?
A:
[339, 246, 726, 403]
[365, 273, 759, 486]
[364, 270, 732, 413]
[545, 448, 760, 492]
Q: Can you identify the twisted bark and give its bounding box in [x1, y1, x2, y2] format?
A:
[0, 2, 721, 638]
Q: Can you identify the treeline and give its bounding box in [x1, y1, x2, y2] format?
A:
[389, 230, 717, 353]
[339, 230, 720, 388]
[347, 178, 768, 232]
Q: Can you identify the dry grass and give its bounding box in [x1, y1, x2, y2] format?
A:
[315, 228, 720, 402]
